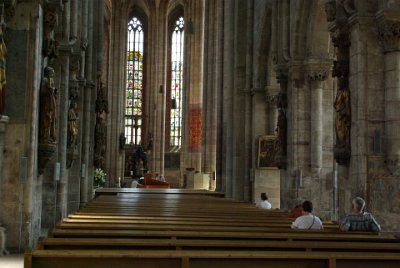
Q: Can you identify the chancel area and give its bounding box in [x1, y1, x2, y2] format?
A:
[0, 0, 400, 266]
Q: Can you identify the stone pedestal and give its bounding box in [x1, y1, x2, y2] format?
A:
[186, 172, 210, 190]
[254, 169, 280, 209]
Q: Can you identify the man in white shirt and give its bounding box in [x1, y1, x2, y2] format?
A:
[256, 193, 272, 209]
[291, 200, 323, 230]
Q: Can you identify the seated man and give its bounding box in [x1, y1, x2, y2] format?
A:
[340, 197, 381, 232]
[256, 193, 272, 209]
[291, 200, 323, 230]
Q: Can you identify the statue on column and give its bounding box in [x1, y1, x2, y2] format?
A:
[0, 21, 6, 114]
[334, 77, 351, 148]
[275, 93, 287, 169]
[67, 100, 78, 148]
[131, 145, 148, 178]
[39, 66, 57, 144]
[332, 60, 351, 165]
[94, 80, 109, 169]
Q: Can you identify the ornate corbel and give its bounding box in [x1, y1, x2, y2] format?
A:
[43, 8, 59, 61]
[325, 0, 336, 22]
[338, 0, 356, 17]
[377, 19, 400, 53]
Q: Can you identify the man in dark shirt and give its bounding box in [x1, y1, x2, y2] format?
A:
[340, 197, 381, 232]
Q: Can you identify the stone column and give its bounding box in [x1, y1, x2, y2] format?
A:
[377, 16, 400, 174]
[57, 50, 70, 219]
[307, 63, 330, 173]
[107, 4, 127, 183]
[56, 0, 72, 219]
[78, 0, 89, 207]
[221, 0, 235, 197]
[202, 0, 217, 183]
[215, 0, 224, 192]
[242, 0, 254, 202]
[183, 0, 204, 173]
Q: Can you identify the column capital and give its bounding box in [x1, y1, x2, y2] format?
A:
[376, 14, 400, 53]
[306, 60, 332, 82]
[289, 63, 306, 88]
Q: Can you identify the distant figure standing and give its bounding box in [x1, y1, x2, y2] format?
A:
[256, 193, 272, 209]
[291, 200, 323, 230]
[340, 197, 381, 232]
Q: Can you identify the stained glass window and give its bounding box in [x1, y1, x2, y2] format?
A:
[170, 17, 184, 147]
[125, 17, 144, 145]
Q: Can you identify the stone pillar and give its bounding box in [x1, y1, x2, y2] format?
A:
[377, 16, 400, 175]
[221, 0, 235, 197]
[78, 0, 89, 207]
[215, 0, 224, 192]
[183, 0, 204, 173]
[202, 0, 217, 184]
[107, 4, 126, 183]
[242, 0, 254, 202]
[57, 50, 70, 219]
[307, 63, 330, 173]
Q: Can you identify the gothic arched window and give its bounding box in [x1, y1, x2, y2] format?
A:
[170, 17, 184, 147]
[125, 17, 144, 145]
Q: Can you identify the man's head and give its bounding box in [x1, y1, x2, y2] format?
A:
[302, 200, 313, 213]
[261, 193, 268, 201]
[352, 197, 365, 213]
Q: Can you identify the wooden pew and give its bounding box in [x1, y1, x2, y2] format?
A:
[38, 237, 400, 252]
[26, 189, 400, 268]
[24, 249, 400, 268]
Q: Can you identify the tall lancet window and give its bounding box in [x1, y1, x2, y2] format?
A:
[170, 17, 184, 147]
[125, 17, 144, 145]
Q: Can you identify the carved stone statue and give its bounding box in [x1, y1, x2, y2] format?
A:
[334, 77, 351, 148]
[94, 80, 109, 168]
[131, 146, 148, 178]
[0, 22, 6, 114]
[94, 116, 106, 168]
[40, 66, 57, 144]
[276, 108, 287, 156]
[67, 100, 78, 148]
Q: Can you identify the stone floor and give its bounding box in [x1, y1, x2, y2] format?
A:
[0, 254, 24, 268]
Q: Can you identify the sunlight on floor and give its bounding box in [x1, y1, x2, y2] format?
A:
[0, 254, 24, 268]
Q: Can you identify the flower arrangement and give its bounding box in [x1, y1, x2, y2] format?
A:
[94, 168, 107, 187]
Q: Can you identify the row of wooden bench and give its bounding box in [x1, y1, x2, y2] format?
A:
[25, 189, 400, 268]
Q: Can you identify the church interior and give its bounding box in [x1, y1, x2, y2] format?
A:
[0, 0, 400, 263]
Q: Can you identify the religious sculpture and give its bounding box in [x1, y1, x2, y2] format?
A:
[94, 80, 109, 168]
[39, 66, 57, 144]
[275, 92, 288, 168]
[0, 21, 6, 114]
[67, 100, 78, 148]
[131, 145, 148, 178]
[334, 77, 351, 147]
[94, 116, 106, 168]
[43, 9, 58, 61]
